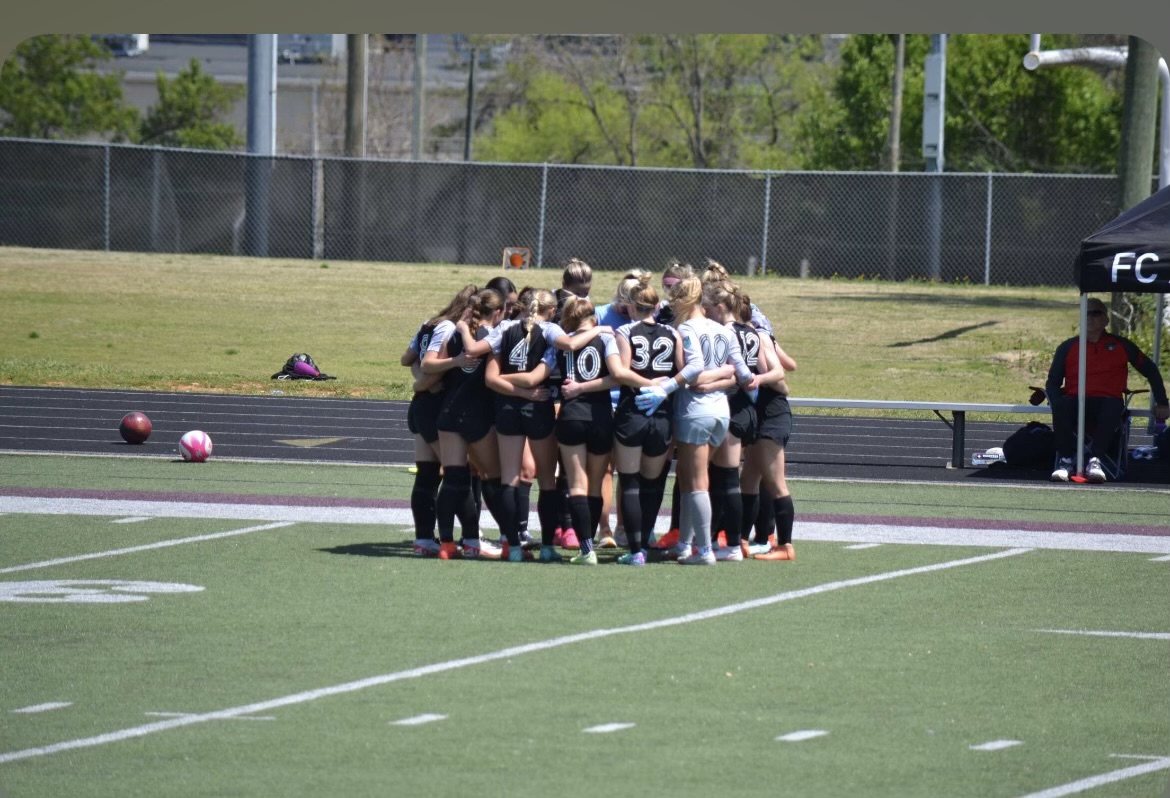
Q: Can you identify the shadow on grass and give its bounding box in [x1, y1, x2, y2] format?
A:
[798, 293, 1074, 310]
[889, 321, 999, 348]
[319, 541, 415, 558]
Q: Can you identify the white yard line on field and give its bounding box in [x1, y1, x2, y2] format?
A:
[0, 522, 295, 574]
[0, 547, 1030, 765]
[3, 497, 1167, 553]
[1034, 629, 1170, 641]
[1016, 756, 1170, 797]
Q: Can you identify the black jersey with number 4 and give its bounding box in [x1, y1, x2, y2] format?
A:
[618, 321, 677, 416]
[498, 321, 551, 377]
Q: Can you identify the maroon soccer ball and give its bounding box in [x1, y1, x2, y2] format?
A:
[119, 411, 152, 444]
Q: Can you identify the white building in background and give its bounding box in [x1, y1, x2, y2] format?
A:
[276, 34, 347, 63]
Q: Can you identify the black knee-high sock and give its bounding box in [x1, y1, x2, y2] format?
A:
[410, 462, 442, 540]
[517, 480, 532, 537]
[480, 477, 505, 531]
[568, 496, 593, 554]
[471, 475, 483, 514]
[774, 494, 795, 546]
[756, 486, 776, 543]
[714, 466, 743, 546]
[538, 489, 560, 546]
[639, 472, 665, 541]
[669, 478, 681, 531]
[437, 465, 471, 543]
[587, 496, 603, 539]
[495, 483, 520, 547]
[618, 472, 642, 552]
[740, 492, 759, 546]
[556, 475, 573, 530]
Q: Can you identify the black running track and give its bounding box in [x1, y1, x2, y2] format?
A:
[1, 386, 1166, 489]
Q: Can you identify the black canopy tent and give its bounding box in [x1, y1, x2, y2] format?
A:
[1071, 183, 1169, 477]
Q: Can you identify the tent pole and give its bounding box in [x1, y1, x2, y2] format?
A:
[1077, 296, 1088, 477]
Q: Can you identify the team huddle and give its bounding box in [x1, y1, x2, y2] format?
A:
[400, 258, 797, 565]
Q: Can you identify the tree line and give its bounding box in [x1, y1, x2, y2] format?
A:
[0, 33, 1139, 175]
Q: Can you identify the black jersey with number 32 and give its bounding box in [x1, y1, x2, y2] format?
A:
[618, 321, 677, 415]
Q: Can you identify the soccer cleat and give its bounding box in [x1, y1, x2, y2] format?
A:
[1051, 457, 1074, 482]
[650, 528, 680, 550]
[597, 534, 618, 549]
[506, 546, 525, 563]
[554, 527, 581, 550]
[715, 530, 728, 549]
[438, 541, 459, 560]
[715, 545, 744, 562]
[748, 541, 772, 556]
[1086, 457, 1107, 484]
[519, 530, 540, 549]
[413, 538, 441, 557]
[679, 547, 716, 565]
[539, 546, 563, 563]
[614, 528, 629, 548]
[570, 550, 598, 566]
[754, 545, 793, 561]
[462, 538, 503, 560]
[617, 551, 647, 566]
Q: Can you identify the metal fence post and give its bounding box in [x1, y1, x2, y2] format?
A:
[984, 172, 993, 285]
[760, 172, 772, 276]
[537, 163, 548, 268]
[103, 143, 111, 252]
[311, 157, 322, 259]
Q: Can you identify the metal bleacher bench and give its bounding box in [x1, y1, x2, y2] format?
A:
[786, 398, 1155, 469]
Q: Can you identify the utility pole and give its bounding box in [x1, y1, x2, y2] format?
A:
[884, 33, 905, 280]
[1117, 36, 1159, 212]
[244, 34, 276, 258]
[413, 33, 427, 159]
[886, 34, 905, 171]
[464, 47, 477, 161]
[345, 34, 367, 157]
[923, 34, 947, 281]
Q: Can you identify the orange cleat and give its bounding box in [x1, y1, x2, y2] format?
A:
[715, 530, 728, 549]
[438, 541, 459, 560]
[650, 528, 679, 550]
[753, 545, 793, 561]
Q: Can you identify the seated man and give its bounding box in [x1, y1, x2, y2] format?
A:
[1045, 297, 1169, 483]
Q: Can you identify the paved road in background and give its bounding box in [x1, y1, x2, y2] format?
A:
[3, 386, 1166, 490]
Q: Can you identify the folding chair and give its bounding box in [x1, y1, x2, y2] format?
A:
[1039, 387, 1146, 481]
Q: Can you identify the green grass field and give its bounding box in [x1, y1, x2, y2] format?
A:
[2, 454, 1167, 797]
[0, 246, 1090, 412]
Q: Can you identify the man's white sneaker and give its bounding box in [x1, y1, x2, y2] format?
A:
[1051, 457, 1074, 482]
[1086, 456, 1107, 483]
[715, 545, 744, 562]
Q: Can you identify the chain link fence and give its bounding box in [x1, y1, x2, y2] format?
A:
[0, 138, 1120, 285]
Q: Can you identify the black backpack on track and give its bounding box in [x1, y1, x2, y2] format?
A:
[272, 353, 337, 381]
[1001, 421, 1055, 469]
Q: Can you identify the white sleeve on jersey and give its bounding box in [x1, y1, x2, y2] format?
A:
[426, 320, 456, 354]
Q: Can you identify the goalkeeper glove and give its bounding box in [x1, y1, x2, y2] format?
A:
[635, 384, 670, 416]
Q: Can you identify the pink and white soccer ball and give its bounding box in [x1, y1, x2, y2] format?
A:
[179, 430, 213, 462]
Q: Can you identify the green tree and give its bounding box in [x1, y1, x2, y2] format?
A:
[0, 34, 138, 140]
[798, 34, 1122, 172]
[475, 34, 824, 169]
[137, 59, 244, 149]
